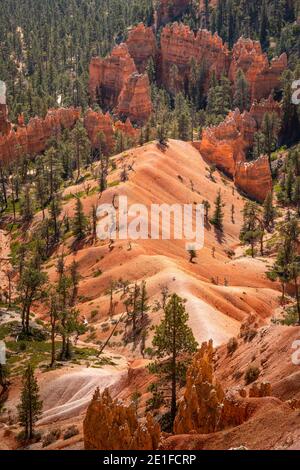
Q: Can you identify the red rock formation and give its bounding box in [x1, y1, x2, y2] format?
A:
[160, 23, 230, 93]
[234, 155, 272, 202]
[155, 0, 190, 27]
[0, 107, 80, 164]
[229, 38, 287, 102]
[194, 109, 256, 176]
[250, 95, 282, 128]
[89, 44, 136, 106]
[126, 23, 157, 73]
[193, 105, 274, 201]
[115, 118, 139, 139]
[84, 109, 115, 154]
[117, 73, 152, 124]
[0, 104, 11, 136]
[89, 44, 152, 123]
[83, 388, 160, 450]
[249, 382, 272, 398]
[174, 341, 250, 435]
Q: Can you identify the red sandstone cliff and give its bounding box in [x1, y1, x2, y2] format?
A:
[89, 44, 136, 106]
[89, 43, 152, 124]
[193, 99, 276, 201]
[117, 73, 152, 124]
[235, 155, 272, 202]
[126, 23, 157, 73]
[83, 388, 160, 450]
[229, 37, 287, 102]
[0, 104, 12, 136]
[174, 341, 250, 435]
[160, 23, 230, 93]
[83, 109, 115, 154]
[0, 107, 80, 164]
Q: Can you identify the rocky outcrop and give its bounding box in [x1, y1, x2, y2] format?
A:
[229, 38, 287, 102]
[117, 73, 152, 124]
[89, 44, 137, 106]
[235, 155, 272, 202]
[115, 118, 139, 139]
[126, 23, 157, 73]
[89, 44, 152, 124]
[193, 102, 275, 201]
[160, 23, 230, 93]
[155, 0, 190, 27]
[249, 382, 272, 398]
[0, 107, 80, 164]
[0, 104, 11, 136]
[83, 388, 160, 450]
[194, 109, 256, 176]
[174, 341, 250, 435]
[83, 109, 115, 153]
[250, 96, 282, 128]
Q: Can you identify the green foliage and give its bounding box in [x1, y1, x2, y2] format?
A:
[148, 294, 198, 429]
[17, 364, 43, 440]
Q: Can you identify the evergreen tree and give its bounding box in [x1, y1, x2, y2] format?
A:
[263, 191, 276, 231]
[240, 201, 264, 257]
[211, 190, 224, 232]
[72, 197, 87, 240]
[17, 364, 43, 440]
[233, 69, 250, 112]
[148, 294, 198, 430]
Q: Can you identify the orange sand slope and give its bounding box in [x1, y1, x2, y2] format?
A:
[47, 140, 280, 348]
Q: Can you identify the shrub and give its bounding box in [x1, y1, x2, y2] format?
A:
[244, 366, 260, 385]
[42, 429, 61, 447]
[227, 337, 238, 355]
[63, 425, 79, 440]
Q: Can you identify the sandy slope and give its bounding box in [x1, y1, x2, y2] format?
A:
[41, 140, 280, 349]
[1, 140, 285, 448]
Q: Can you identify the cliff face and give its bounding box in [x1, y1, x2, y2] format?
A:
[83, 388, 160, 450]
[229, 38, 287, 102]
[117, 73, 152, 124]
[0, 104, 11, 136]
[0, 107, 80, 164]
[195, 109, 256, 176]
[155, 0, 190, 27]
[194, 100, 276, 202]
[250, 95, 282, 128]
[83, 109, 115, 153]
[126, 23, 157, 73]
[160, 23, 230, 93]
[235, 156, 272, 202]
[174, 341, 249, 435]
[89, 44, 152, 124]
[89, 44, 136, 107]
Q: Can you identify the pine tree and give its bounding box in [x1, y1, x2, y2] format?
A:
[71, 122, 90, 182]
[17, 364, 43, 440]
[233, 69, 250, 112]
[259, 0, 269, 52]
[72, 197, 87, 240]
[211, 190, 224, 232]
[262, 112, 281, 172]
[240, 201, 263, 257]
[263, 192, 276, 231]
[148, 294, 198, 430]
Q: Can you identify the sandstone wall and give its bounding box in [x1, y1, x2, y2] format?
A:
[83, 388, 160, 450]
[127, 23, 157, 73]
